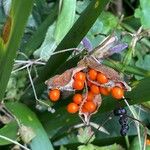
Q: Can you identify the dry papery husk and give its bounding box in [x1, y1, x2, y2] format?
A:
[79, 94, 102, 125]
[78, 56, 131, 91]
[45, 66, 86, 91]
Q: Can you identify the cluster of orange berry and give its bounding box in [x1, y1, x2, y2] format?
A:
[48, 68, 125, 114]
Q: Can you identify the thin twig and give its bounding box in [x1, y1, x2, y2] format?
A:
[0, 135, 30, 150]
[123, 98, 142, 150]
[85, 112, 113, 144]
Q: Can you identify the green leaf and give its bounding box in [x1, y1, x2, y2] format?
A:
[5, 102, 54, 150]
[0, 121, 18, 145]
[54, 0, 76, 44]
[0, 0, 34, 100]
[34, 0, 76, 61]
[135, 55, 150, 79]
[33, 23, 57, 61]
[134, 0, 150, 29]
[78, 143, 124, 150]
[129, 137, 150, 150]
[103, 59, 150, 77]
[136, 55, 150, 71]
[24, 2, 58, 57]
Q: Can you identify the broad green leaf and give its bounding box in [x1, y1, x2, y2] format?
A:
[87, 11, 118, 47]
[129, 137, 150, 150]
[54, 0, 76, 44]
[135, 55, 150, 79]
[136, 55, 150, 71]
[0, 0, 34, 100]
[0, 121, 18, 145]
[33, 22, 57, 61]
[78, 143, 124, 150]
[134, 0, 150, 29]
[24, 2, 58, 57]
[34, 0, 76, 61]
[5, 102, 54, 150]
[103, 59, 150, 77]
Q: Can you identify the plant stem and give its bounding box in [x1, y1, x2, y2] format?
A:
[125, 136, 130, 149]
[0, 135, 30, 150]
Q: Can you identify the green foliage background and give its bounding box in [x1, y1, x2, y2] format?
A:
[0, 0, 150, 150]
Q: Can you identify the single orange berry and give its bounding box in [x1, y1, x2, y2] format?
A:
[146, 139, 150, 145]
[49, 89, 60, 102]
[111, 86, 124, 99]
[87, 91, 94, 101]
[73, 94, 83, 104]
[99, 87, 111, 96]
[88, 69, 97, 81]
[90, 84, 100, 95]
[67, 102, 79, 114]
[83, 101, 96, 113]
[81, 107, 88, 113]
[74, 71, 86, 82]
[73, 80, 84, 90]
[97, 72, 108, 84]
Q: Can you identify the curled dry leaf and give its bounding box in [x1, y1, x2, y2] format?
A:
[45, 66, 85, 91]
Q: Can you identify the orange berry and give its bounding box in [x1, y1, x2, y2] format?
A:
[73, 94, 82, 104]
[111, 86, 124, 99]
[73, 80, 84, 90]
[87, 81, 92, 87]
[67, 103, 79, 114]
[81, 107, 88, 113]
[97, 72, 108, 84]
[49, 89, 60, 102]
[83, 101, 96, 113]
[87, 91, 94, 101]
[99, 87, 111, 96]
[90, 84, 100, 95]
[74, 71, 86, 82]
[146, 139, 150, 145]
[88, 69, 97, 81]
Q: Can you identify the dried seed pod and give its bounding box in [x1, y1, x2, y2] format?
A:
[79, 57, 131, 91]
[79, 94, 102, 125]
[45, 66, 86, 91]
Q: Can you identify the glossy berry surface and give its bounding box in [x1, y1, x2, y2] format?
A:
[87, 91, 94, 101]
[73, 80, 84, 90]
[67, 103, 79, 114]
[113, 108, 127, 116]
[49, 89, 60, 102]
[90, 84, 100, 95]
[74, 72, 86, 82]
[97, 72, 108, 84]
[119, 116, 128, 125]
[120, 124, 129, 136]
[88, 69, 97, 80]
[99, 87, 110, 96]
[83, 101, 96, 113]
[73, 94, 82, 104]
[111, 86, 124, 99]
